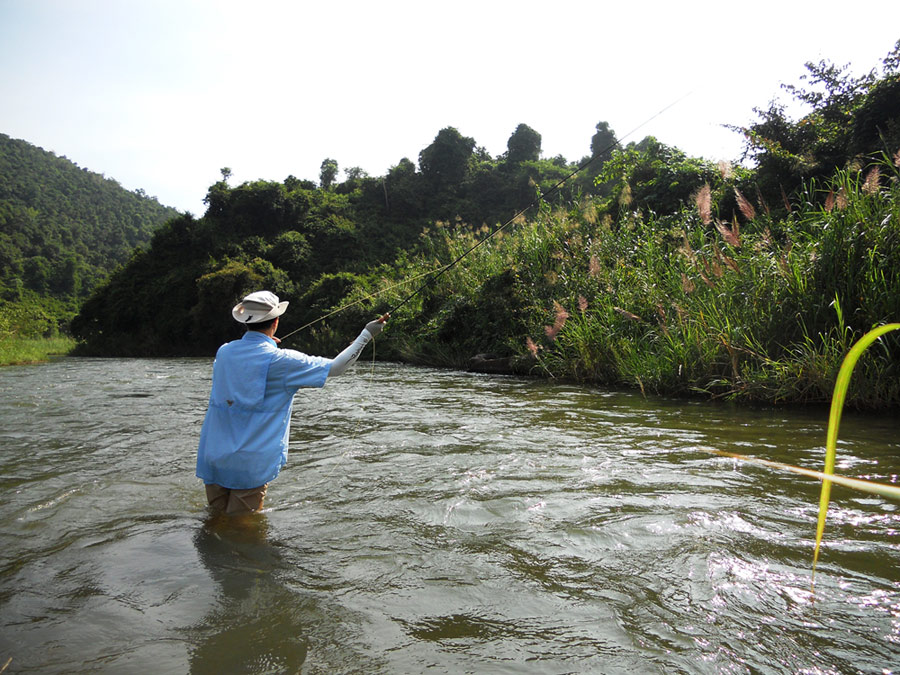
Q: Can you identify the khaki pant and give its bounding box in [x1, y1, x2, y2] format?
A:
[205, 483, 268, 515]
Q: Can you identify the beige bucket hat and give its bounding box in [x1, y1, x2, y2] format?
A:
[231, 290, 289, 324]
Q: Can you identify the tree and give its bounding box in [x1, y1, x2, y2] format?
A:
[732, 40, 900, 204]
[418, 127, 476, 189]
[319, 158, 339, 190]
[344, 166, 368, 181]
[506, 123, 541, 164]
[590, 121, 618, 164]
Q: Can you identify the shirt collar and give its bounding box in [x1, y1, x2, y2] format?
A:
[241, 330, 278, 347]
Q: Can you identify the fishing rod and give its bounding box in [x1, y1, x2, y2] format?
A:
[279, 93, 692, 341]
[386, 93, 693, 315]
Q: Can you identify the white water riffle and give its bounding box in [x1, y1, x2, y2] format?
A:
[1, 357, 899, 673]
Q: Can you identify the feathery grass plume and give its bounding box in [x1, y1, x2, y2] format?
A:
[824, 190, 835, 212]
[862, 166, 881, 195]
[588, 255, 601, 278]
[720, 250, 740, 274]
[614, 307, 641, 321]
[781, 185, 791, 214]
[678, 231, 696, 263]
[713, 242, 738, 274]
[756, 186, 771, 216]
[544, 301, 569, 340]
[698, 268, 715, 288]
[681, 272, 696, 294]
[655, 303, 669, 335]
[836, 186, 848, 210]
[894, 148, 900, 168]
[703, 256, 723, 279]
[718, 160, 734, 180]
[695, 183, 712, 225]
[578, 295, 589, 313]
[734, 188, 756, 221]
[715, 219, 741, 248]
[619, 183, 633, 208]
[525, 336, 539, 357]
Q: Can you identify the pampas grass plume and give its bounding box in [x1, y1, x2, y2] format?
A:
[862, 167, 881, 195]
[695, 184, 712, 225]
[544, 301, 569, 340]
[613, 307, 641, 321]
[715, 220, 741, 248]
[734, 188, 756, 221]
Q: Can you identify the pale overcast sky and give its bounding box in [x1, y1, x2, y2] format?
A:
[1, 0, 898, 215]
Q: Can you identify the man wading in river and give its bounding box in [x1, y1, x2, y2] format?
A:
[196, 290, 387, 515]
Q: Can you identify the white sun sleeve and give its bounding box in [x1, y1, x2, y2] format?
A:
[327, 320, 384, 377]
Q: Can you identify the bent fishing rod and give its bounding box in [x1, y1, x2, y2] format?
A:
[279, 94, 691, 343]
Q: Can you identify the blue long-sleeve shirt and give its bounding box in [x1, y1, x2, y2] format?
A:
[196, 331, 332, 489]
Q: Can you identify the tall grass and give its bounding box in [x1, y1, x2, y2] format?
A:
[0, 336, 76, 366]
[324, 157, 900, 408]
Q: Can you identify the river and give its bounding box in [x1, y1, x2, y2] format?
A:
[1, 356, 899, 673]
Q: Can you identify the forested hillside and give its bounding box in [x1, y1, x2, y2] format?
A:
[0, 133, 180, 334]
[72, 44, 900, 407]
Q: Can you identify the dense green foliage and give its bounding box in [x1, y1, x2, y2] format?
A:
[71, 122, 602, 356]
[71, 44, 900, 407]
[363, 157, 899, 408]
[0, 133, 180, 338]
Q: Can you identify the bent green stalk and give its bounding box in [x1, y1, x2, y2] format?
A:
[812, 322, 900, 579]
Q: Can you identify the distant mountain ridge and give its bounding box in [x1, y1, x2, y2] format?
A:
[0, 132, 180, 306]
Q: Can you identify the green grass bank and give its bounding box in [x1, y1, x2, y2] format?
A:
[0, 336, 76, 366]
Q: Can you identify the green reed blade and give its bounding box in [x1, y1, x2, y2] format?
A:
[813, 323, 900, 578]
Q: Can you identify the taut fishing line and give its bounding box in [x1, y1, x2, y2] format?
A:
[278, 93, 692, 344]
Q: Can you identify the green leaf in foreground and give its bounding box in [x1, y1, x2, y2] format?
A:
[813, 322, 900, 578]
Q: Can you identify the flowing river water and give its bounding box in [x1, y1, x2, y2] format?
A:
[1, 356, 899, 673]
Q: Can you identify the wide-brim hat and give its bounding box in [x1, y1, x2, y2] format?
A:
[232, 290, 289, 324]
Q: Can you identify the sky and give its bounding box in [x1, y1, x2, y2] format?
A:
[1, 0, 898, 216]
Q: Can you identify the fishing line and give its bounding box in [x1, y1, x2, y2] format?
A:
[276, 265, 444, 344]
[280, 92, 692, 341]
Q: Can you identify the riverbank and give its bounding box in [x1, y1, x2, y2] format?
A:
[0, 336, 76, 366]
[348, 163, 900, 411]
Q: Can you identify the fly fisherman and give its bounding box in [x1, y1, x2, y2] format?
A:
[196, 290, 387, 515]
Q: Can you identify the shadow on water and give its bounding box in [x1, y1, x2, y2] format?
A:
[188, 512, 309, 674]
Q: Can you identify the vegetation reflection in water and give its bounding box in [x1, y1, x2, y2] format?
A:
[0, 358, 899, 672]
